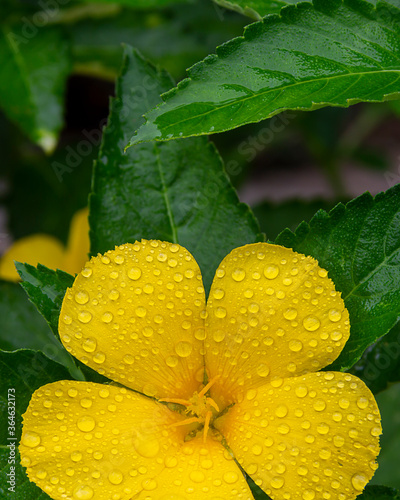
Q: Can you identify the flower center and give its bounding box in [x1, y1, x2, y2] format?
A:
[160, 376, 220, 442]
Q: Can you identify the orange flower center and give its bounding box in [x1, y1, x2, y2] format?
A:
[160, 376, 220, 441]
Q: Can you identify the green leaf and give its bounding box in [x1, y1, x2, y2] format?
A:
[128, 0, 400, 147]
[15, 263, 75, 341]
[90, 46, 263, 293]
[359, 485, 400, 499]
[0, 281, 76, 373]
[253, 199, 342, 241]
[0, 27, 71, 153]
[275, 185, 400, 371]
[0, 349, 71, 499]
[15, 263, 108, 384]
[83, 0, 190, 6]
[212, 0, 307, 19]
[349, 322, 400, 393]
[371, 383, 400, 490]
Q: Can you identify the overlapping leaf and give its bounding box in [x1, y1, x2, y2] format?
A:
[275, 185, 400, 371]
[90, 46, 263, 293]
[128, 0, 400, 146]
[0, 27, 71, 152]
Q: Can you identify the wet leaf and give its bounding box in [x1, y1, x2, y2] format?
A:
[90, 46, 263, 294]
[275, 185, 400, 371]
[128, 0, 400, 146]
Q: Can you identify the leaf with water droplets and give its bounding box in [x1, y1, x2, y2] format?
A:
[0, 349, 71, 499]
[128, 0, 400, 146]
[90, 46, 262, 293]
[276, 184, 400, 371]
[212, 0, 307, 19]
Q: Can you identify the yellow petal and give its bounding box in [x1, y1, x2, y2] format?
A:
[59, 240, 206, 399]
[215, 371, 381, 500]
[205, 243, 349, 405]
[133, 435, 253, 500]
[0, 234, 65, 281]
[20, 380, 187, 500]
[20, 381, 254, 500]
[63, 208, 90, 275]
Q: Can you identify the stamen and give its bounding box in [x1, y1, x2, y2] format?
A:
[198, 375, 220, 398]
[159, 398, 191, 406]
[206, 397, 220, 412]
[203, 411, 212, 443]
[169, 417, 201, 428]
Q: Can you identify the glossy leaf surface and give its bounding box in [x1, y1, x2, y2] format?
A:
[275, 185, 400, 370]
[129, 0, 400, 146]
[90, 46, 263, 293]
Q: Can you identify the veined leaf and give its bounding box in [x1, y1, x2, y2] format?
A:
[275, 185, 400, 371]
[15, 263, 108, 383]
[90, 46, 263, 293]
[0, 27, 71, 153]
[0, 281, 76, 374]
[128, 0, 400, 146]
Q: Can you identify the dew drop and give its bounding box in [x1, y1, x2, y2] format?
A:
[257, 364, 270, 377]
[289, 339, 303, 352]
[275, 405, 288, 418]
[232, 268, 246, 282]
[189, 471, 205, 483]
[213, 330, 225, 342]
[128, 268, 141, 280]
[123, 354, 134, 365]
[166, 356, 179, 368]
[99, 388, 109, 398]
[81, 268, 92, 278]
[271, 476, 284, 489]
[80, 398, 92, 409]
[73, 485, 94, 499]
[351, 473, 368, 491]
[331, 331, 342, 341]
[252, 444, 262, 456]
[78, 311, 92, 324]
[75, 291, 89, 305]
[108, 471, 124, 485]
[283, 308, 297, 320]
[339, 398, 350, 409]
[135, 307, 147, 318]
[215, 307, 227, 319]
[303, 491, 315, 500]
[175, 341, 192, 357]
[133, 435, 160, 458]
[371, 426, 381, 437]
[313, 399, 326, 412]
[328, 309, 342, 322]
[22, 431, 41, 448]
[109, 289, 120, 300]
[77, 416, 96, 432]
[68, 388, 78, 397]
[213, 288, 225, 300]
[223, 472, 238, 484]
[303, 316, 321, 331]
[264, 264, 279, 280]
[93, 352, 106, 364]
[318, 269, 328, 278]
[71, 451, 82, 462]
[83, 338, 97, 353]
[357, 397, 369, 409]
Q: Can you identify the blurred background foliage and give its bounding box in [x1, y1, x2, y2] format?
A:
[1, 0, 400, 491]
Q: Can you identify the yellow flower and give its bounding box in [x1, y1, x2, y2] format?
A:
[20, 240, 381, 500]
[0, 208, 89, 281]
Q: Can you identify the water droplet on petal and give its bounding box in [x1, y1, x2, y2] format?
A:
[232, 268, 246, 282]
[73, 485, 94, 499]
[82, 338, 97, 353]
[295, 385, 308, 398]
[77, 416, 95, 432]
[223, 472, 238, 484]
[357, 397, 369, 409]
[78, 311, 92, 324]
[166, 356, 179, 368]
[71, 451, 82, 462]
[93, 352, 106, 364]
[329, 309, 342, 322]
[215, 307, 227, 319]
[313, 399, 326, 412]
[289, 339, 303, 352]
[264, 264, 279, 280]
[303, 316, 320, 331]
[257, 364, 270, 377]
[213, 288, 225, 299]
[75, 291, 89, 305]
[174, 341, 192, 357]
[133, 435, 159, 458]
[108, 471, 124, 485]
[81, 268, 92, 278]
[128, 268, 141, 280]
[303, 490, 315, 500]
[351, 473, 368, 491]
[22, 431, 41, 448]
[271, 476, 284, 489]
[80, 398, 92, 409]
[275, 405, 288, 418]
[189, 471, 205, 483]
[283, 308, 297, 320]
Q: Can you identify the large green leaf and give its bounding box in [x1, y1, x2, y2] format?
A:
[83, 0, 189, 6]
[0, 281, 76, 373]
[350, 322, 400, 393]
[275, 185, 400, 371]
[0, 27, 71, 152]
[0, 349, 71, 499]
[360, 486, 400, 499]
[90, 46, 263, 293]
[128, 0, 400, 147]
[15, 263, 108, 383]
